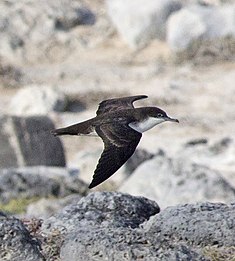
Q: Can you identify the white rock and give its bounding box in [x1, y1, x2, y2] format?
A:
[9, 85, 67, 116]
[167, 4, 235, 52]
[119, 154, 235, 208]
[106, 0, 181, 49]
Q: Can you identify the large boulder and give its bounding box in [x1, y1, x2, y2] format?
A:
[9, 85, 67, 116]
[119, 153, 235, 207]
[167, 4, 235, 62]
[106, 0, 181, 49]
[42, 191, 160, 234]
[144, 202, 235, 247]
[0, 115, 65, 168]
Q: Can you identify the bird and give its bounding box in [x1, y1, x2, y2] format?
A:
[51, 95, 179, 189]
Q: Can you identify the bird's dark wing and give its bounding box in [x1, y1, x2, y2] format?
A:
[96, 95, 148, 116]
[88, 123, 142, 188]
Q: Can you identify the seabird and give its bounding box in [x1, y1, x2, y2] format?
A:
[51, 95, 179, 188]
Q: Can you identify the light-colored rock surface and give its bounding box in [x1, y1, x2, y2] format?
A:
[0, 0, 96, 63]
[167, 4, 235, 61]
[106, 0, 181, 49]
[119, 153, 235, 208]
[9, 85, 67, 116]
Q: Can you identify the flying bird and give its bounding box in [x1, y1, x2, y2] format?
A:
[51, 95, 179, 188]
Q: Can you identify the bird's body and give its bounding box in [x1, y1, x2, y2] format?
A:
[51, 95, 178, 188]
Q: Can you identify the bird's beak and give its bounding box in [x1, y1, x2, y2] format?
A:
[166, 117, 179, 123]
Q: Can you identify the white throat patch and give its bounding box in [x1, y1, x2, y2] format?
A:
[129, 117, 165, 133]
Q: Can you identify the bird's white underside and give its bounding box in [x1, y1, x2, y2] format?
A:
[129, 117, 165, 133]
[77, 117, 166, 136]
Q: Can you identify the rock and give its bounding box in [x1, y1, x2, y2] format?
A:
[144, 202, 235, 247]
[61, 227, 205, 261]
[42, 191, 160, 234]
[180, 137, 235, 187]
[0, 0, 95, 63]
[0, 167, 87, 204]
[9, 85, 67, 116]
[119, 154, 235, 207]
[26, 194, 82, 219]
[167, 4, 235, 62]
[0, 216, 44, 261]
[59, 198, 235, 260]
[106, 0, 182, 49]
[0, 115, 65, 168]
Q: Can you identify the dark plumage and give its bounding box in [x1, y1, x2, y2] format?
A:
[51, 95, 179, 188]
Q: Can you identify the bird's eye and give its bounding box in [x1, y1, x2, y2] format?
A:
[157, 113, 164, 117]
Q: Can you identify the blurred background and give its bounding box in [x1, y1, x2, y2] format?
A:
[0, 0, 235, 216]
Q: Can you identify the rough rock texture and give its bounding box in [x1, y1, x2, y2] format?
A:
[9, 85, 67, 116]
[61, 227, 206, 261]
[55, 194, 235, 261]
[1, 193, 234, 260]
[0, 115, 65, 168]
[0, 216, 44, 261]
[106, 0, 182, 49]
[167, 4, 235, 62]
[144, 202, 235, 247]
[0, 167, 87, 204]
[0, 0, 95, 63]
[119, 153, 235, 207]
[42, 191, 160, 234]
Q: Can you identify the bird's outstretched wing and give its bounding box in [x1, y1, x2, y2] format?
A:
[88, 123, 142, 188]
[96, 95, 148, 116]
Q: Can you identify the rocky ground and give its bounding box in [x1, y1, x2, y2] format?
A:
[0, 0, 235, 260]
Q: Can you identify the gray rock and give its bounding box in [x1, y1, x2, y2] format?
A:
[144, 202, 235, 247]
[0, 115, 65, 168]
[0, 167, 87, 204]
[106, 0, 182, 49]
[9, 85, 67, 116]
[167, 4, 235, 62]
[61, 227, 206, 261]
[0, 216, 44, 261]
[42, 191, 160, 234]
[119, 154, 235, 207]
[60, 199, 235, 261]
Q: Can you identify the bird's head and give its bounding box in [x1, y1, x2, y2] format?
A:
[147, 107, 179, 124]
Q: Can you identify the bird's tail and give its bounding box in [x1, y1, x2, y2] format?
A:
[51, 120, 94, 136]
